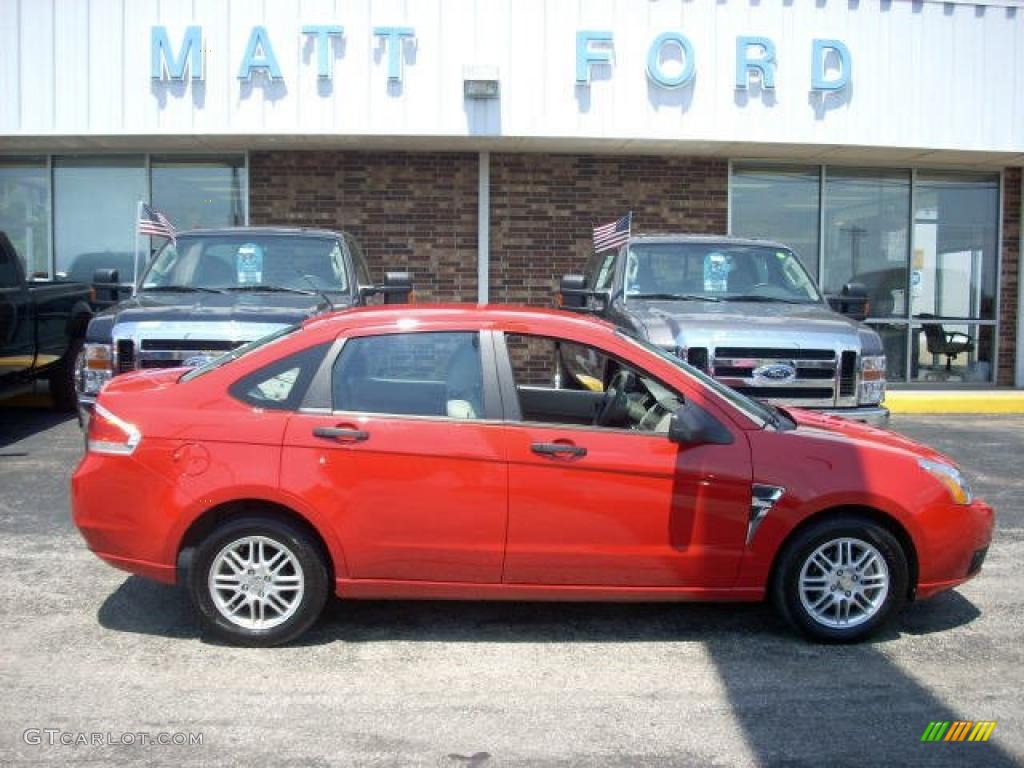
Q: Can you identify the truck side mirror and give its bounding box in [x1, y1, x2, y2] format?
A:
[828, 282, 870, 321]
[668, 404, 734, 447]
[92, 268, 120, 285]
[558, 274, 608, 313]
[381, 271, 414, 304]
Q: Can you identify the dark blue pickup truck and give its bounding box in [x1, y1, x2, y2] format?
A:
[0, 232, 93, 411]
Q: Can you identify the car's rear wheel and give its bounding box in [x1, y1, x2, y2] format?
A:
[773, 515, 908, 643]
[188, 516, 328, 647]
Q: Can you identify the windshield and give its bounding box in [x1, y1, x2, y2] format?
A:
[179, 323, 301, 383]
[141, 234, 349, 293]
[624, 242, 822, 304]
[616, 329, 774, 427]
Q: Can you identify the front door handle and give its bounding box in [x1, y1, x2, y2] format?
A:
[531, 442, 587, 458]
[313, 426, 370, 443]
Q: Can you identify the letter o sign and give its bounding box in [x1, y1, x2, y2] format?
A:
[646, 32, 695, 89]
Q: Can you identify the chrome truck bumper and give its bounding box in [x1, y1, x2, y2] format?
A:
[814, 405, 891, 428]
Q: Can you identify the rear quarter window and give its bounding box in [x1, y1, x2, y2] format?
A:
[228, 343, 330, 411]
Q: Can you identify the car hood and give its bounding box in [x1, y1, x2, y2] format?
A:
[627, 299, 881, 353]
[786, 407, 951, 464]
[86, 290, 351, 342]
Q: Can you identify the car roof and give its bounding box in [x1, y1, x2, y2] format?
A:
[304, 303, 619, 335]
[628, 233, 793, 250]
[177, 226, 346, 239]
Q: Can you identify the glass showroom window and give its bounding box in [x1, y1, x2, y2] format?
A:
[0, 157, 50, 278]
[151, 156, 246, 231]
[54, 156, 147, 281]
[910, 172, 999, 383]
[730, 164, 1002, 385]
[730, 164, 821, 280]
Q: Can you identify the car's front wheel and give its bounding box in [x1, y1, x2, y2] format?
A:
[773, 515, 909, 643]
[188, 516, 329, 647]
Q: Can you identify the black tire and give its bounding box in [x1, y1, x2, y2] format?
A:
[772, 515, 909, 643]
[49, 337, 83, 412]
[188, 515, 329, 647]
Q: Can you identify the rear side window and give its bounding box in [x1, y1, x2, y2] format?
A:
[332, 332, 484, 419]
[229, 343, 330, 411]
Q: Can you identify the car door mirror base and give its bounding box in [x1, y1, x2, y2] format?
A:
[668, 404, 734, 446]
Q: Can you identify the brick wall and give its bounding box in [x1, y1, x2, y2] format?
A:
[248, 151, 479, 302]
[488, 154, 728, 306]
[998, 168, 1021, 386]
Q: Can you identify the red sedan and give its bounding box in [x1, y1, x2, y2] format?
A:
[72, 306, 994, 646]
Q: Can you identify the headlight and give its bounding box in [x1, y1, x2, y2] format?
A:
[77, 343, 114, 395]
[859, 354, 886, 405]
[918, 458, 973, 505]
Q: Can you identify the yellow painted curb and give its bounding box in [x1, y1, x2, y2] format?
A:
[886, 390, 1024, 414]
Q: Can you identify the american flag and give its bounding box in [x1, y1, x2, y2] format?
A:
[593, 212, 632, 252]
[137, 202, 176, 241]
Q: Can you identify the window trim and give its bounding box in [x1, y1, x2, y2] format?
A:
[307, 329, 503, 423]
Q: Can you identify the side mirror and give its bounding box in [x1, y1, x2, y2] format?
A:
[92, 268, 120, 285]
[382, 271, 414, 304]
[361, 271, 415, 304]
[558, 274, 609, 313]
[668, 404, 734, 447]
[558, 274, 588, 309]
[828, 282, 869, 321]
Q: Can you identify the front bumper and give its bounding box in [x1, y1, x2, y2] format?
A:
[815, 405, 890, 427]
[915, 498, 995, 600]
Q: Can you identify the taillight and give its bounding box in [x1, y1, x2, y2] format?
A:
[87, 404, 141, 455]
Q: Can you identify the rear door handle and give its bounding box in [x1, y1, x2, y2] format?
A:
[313, 426, 370, 443]
[531, 442, 587, 458]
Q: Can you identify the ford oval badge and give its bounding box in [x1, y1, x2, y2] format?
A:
[753, 363, 797, 383]
[183, 354, 218, 368]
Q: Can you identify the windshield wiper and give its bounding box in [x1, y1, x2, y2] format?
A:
[142, 285, 226, 294]
[629, 292, 723, 303]
[720, 295, 808, 304]
[225, 285, 317, 295]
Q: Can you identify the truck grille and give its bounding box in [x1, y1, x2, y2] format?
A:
[116, 340, 135, 373]
[710, 347, 858, 407]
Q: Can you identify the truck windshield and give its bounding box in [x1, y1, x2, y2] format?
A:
[141, 234, 349, 294]
[624, 243, 822, 304]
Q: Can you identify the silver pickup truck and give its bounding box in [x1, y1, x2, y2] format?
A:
[559, 234, 888, 426]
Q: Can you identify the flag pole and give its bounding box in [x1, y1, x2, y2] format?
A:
[132, 200, 142, 296]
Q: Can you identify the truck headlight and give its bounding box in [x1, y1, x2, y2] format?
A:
[918, 458, 973, 505]
[859, 354, 886, 405]
[77, 343, 114, 395]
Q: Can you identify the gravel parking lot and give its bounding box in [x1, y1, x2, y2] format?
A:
[0, 405, 1021, 767]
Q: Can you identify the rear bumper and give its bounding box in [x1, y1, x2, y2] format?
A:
[815, 405, 890, 427]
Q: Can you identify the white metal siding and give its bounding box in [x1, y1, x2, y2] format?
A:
[0, 0, 1021, 157]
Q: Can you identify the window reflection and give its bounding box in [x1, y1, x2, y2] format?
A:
[911, 172, 998, 321]
[731, 164, 820, 280]
[823, 168, 910, 318]
[0, 158, 50, 278]
[151, 156, 245, 231]
[54, 156, 147, 278]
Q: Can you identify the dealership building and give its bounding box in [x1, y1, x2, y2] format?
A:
[1, 0, 1022, 387]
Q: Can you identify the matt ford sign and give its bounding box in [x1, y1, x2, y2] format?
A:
[151, 24, 853, 94]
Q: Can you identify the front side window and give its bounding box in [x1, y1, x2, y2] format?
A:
[332, 332, 484, 420]
[624, 243, 821, 304]
[504, 333, 685, 433]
